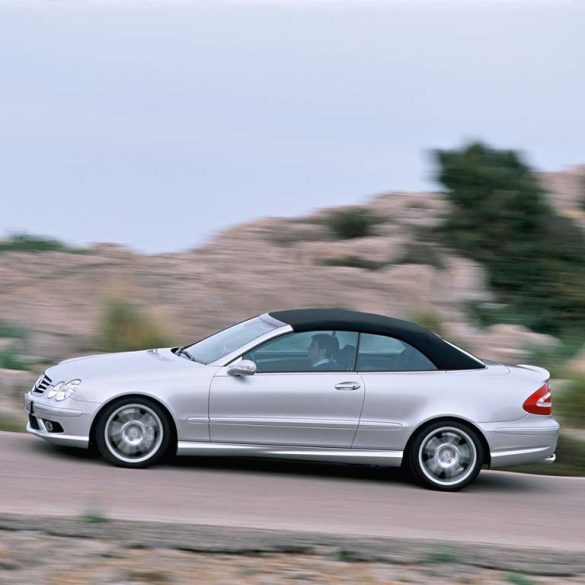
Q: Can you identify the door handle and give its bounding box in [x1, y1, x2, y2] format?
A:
[334, 381, 361, 391]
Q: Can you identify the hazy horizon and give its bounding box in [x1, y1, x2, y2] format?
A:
[1, 0, 583, 252]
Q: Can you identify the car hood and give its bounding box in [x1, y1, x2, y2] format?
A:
[47, 348, 201, 382]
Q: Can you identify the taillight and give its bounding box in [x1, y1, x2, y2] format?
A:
[523, 383, 552, 415]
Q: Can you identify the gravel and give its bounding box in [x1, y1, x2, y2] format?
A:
[1, 514, 584, 584]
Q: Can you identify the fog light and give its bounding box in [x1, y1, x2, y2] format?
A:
[42, 420, 63, 433]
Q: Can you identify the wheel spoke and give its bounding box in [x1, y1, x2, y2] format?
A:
[425, 457, 442, 476]
[111, 436, 126, 450]
[459, 444, 471, 463]
[423, 437, 441, 454]
[443, 464, 463, 478]
[138, 413, 156, 428]
[442, 432, 462, 446]
[116, 408, 132, 423]
[108, 421, 124, 439]
[145, 428, 156, 444]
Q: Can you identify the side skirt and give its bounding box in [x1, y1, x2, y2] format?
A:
[176, 441, 403, 466]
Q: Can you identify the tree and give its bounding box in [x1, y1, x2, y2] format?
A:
[435, 142, 585, 333]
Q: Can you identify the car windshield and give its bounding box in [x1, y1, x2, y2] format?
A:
[183, 316, 280, 365]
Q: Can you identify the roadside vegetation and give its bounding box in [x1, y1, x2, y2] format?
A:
[0, 233, 87, 254]
[506, 574, 536, 585]
[325, 207, 380, 239]
[80, 507, 110, 523]
[408, 310, 445, 337]
[0, 322, 25, 339]
[436, 142, 585, 336]
[0, 413, 26, 433]
[396, 240, 445, 268]
[556, 377, 585, 428]
[579, 176, 585, 212]
[318, 256, 387, 270]
[425, 549, 461, 564]
[97, 298, 171, 353]
[0, 321, 29, 371]
[526, 336, 584, 379]
[0, 348, 28, 370]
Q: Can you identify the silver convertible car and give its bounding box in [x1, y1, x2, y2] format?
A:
[25, 308, 559, 491]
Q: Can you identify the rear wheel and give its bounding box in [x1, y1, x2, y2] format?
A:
[408, 421, 484, 491]
[95, 397, 172, 468]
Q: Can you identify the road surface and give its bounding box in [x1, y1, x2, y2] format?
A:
[1, 431, 583, 551]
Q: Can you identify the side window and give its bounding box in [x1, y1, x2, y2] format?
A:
[357, 333, 437, 372]
[244, 331, 358, 373]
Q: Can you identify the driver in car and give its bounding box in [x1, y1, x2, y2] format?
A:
[307, 333, 338, 370]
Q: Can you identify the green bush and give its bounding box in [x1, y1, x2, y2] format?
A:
[551, 433, 585, 475]
[435, 142, 585, 334]
[97, 299, 171, 353]
[465, 303, 583, 376]
[326, 208, 379, 239]
[0, 233, 86, 254]
[579, 176, 585, 212]
[409, 311, 445, 337]
[0, 349, 28, 370]
[319, 256, 387, 270]
[0, 322, 26, 339]
[506, 574, 535, 585]
[465, 301, 533, 330]
[0, 413, 26, 433]
[556, 377, 585, 428]
[80, 508, 110, 523]
[525, 334, 583, 378]
[425, 550, 460, 564]
[396, 241, 445, 268]
[0, 322, 28, 371]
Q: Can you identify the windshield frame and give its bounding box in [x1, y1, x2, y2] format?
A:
[182, 314, 289, 366]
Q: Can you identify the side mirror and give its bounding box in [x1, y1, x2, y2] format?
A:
[227, 359, 257, 377]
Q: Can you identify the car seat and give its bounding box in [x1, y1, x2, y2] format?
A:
[334, 345, 356, 370]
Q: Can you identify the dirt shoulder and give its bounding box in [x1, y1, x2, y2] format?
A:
[1, 514, 584, 584]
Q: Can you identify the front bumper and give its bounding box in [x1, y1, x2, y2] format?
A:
[26, 421, 90, 448]
[25, 392, 98, 449]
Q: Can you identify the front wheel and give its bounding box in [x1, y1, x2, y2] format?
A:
[407, 422, 484, 491]
[95, 398, 172, 468]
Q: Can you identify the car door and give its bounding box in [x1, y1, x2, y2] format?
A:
[352, 332, 443, 451]
[209, 330, 364, 447]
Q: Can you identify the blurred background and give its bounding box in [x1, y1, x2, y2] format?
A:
[0, 0, 584, 477]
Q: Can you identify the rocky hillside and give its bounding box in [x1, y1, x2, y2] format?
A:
[1, 165, 584, 386]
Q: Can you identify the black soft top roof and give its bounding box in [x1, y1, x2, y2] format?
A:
[269, 308, 484, 371]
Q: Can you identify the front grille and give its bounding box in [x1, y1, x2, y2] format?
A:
[32, 373, 52, 395]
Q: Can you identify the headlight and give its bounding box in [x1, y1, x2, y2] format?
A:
[47, 379, 81, 401]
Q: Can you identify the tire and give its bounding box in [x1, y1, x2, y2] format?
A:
[95, 397, 173, 468]
[407, 421, 484, 491]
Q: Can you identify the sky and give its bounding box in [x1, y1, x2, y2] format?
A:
[0, 0, 583, 253]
